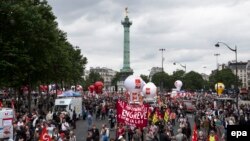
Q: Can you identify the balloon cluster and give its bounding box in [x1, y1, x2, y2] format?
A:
[88, 81, 104, 94]
[124, 75, 158, 103]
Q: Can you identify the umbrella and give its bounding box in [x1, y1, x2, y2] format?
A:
[60, 90, 81, 97]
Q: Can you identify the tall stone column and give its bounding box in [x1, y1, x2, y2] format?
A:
[120, 8, 133, 75]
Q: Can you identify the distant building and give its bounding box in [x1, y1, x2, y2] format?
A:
[246, 60, 250, 89]
[149, 67, 163, 81]
[89, 67, 117, 91]
[228, 61, 249, 89]
[201, 73, 209, 81]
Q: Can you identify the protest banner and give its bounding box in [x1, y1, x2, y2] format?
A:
[116, 100, 149, 128]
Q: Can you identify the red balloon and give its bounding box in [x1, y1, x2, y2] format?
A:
[88, 85, 95, 93]
[44, 85, 48, 91]
[94, 81, 104, 94]
[39, 85, 48, 92]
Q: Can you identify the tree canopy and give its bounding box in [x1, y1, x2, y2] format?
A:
[209, 68, 239, 89]
[0, 0, 87, 89]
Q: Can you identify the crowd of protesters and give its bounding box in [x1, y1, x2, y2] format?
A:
[1, 91, 250, 141]
[83, 93, 250, 141]
[1, 94, 77, 141]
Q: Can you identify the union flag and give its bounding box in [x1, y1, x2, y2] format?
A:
[39, 127, 52, 141]
[192, 123, 198, 141]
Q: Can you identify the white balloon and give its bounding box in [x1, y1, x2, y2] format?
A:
[124, 75, 145, 93]
[174, 80, 183, 91]
[142, 82, 157, 99]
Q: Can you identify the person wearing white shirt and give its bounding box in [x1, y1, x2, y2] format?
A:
[17, 118, 24, 127]
[61, 119, 70, 132]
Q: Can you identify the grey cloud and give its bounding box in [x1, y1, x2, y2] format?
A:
[47, 0, 250, 75]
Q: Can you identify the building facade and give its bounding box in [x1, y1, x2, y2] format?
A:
[228, 61, 249, 89]
[247, 60, 250, 90]
[149, 67, 163, 81]
[89, 67, 117, 91]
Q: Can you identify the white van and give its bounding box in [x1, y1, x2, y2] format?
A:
[54, 97, 82, 120]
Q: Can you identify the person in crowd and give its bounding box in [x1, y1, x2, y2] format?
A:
[116, 123, 125, 139]
[87, 111, 93, 130]
[90, 124, 100, 141]
[61, 118, 70, 134]
[145, 129, 154, 141]
[207, 130, 219, 141]
[159, 128, 171, 141]
[69, 130, 77, 141]
[170, 110, 176, 126]
[132, 127, 142, 141]
[72, 110, 77, 129]
[100, 124, 109, 141]
[53, 128, 60, 141]
[46, 111, 53, 121]
[17, 118, 24, 128]
[197, 131, 206, 141]
[175, 128, 188, 141]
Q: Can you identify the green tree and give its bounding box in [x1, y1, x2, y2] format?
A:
[170, 70, 185, 89]
[0, 0, 87, 91]
[84, 71, 104, 90]
[111, 72, 121, 85]
[140, 74, 149, 83]
[183, 71, 204, 91]
[209, 68, 239, 90]
[151, 72, 172, 91]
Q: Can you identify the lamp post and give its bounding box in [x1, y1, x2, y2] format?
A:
[215, 42, 238, 111]
[173, 62, 186, 73]
[159, 48, 165, 72]
[159, 48, 165, 93]
[214, 53, 220, 96]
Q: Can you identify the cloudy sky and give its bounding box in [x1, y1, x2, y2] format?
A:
[48, 0, 250, 76]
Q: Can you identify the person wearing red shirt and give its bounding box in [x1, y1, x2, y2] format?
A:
[116, 123, 125, 139]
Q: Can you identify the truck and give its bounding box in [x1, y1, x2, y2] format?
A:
[53, 97, 82, 120]
[0, 108, 14, 140]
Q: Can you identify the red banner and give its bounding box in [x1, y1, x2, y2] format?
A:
[116, 100, 149, 128]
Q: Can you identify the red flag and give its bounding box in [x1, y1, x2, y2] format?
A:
[192, 123, 198, 141]
[39, 127, 52, 141]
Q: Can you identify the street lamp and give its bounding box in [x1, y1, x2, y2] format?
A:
[159, 48, 165, 72]
[173, 62, 186, 73]
[159, 48, 165, 93]
[214, 53, 220, 96]
[215, 42, 238, 111]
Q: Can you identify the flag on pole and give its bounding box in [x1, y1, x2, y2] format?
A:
[152, 111, 158, 124]
[39, 127, 52, 141]
[192, 123, 198, 141]
[152, 108, 160, 124]
[164, 109, 170, 122]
